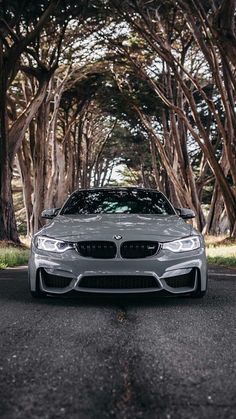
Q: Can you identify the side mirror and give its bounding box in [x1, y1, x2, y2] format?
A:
[41, 208, 60, 219]
[175, 207, 195, 219]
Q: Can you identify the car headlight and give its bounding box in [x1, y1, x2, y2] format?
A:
[162, 236, 201, 252]
[34, 236, 74, 253]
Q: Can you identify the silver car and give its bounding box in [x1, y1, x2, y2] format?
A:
[28, 188, 207, 298]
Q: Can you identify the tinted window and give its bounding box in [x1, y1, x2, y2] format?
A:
[61, 190, 175, 215]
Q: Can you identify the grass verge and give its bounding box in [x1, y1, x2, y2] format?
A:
[0, 241, 29, 269]
[205, 235, 236, 268]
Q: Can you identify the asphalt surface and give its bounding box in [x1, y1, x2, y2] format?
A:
[0, 266, 235, 419]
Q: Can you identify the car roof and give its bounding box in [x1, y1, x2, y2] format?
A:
[73, 187, 161, 194]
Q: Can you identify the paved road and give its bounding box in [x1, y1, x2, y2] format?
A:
[0, 266, 235, 419]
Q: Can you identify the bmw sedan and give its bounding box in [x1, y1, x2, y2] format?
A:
[28, 188, 207, 298]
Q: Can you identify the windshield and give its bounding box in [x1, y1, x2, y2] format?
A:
[61, 190, 175, 215]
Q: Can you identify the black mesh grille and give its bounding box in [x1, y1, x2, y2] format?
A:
[121, 241, 159, 259]
[41, 270, 72, 288]
[165, 269, 196, 288]
[76, 241, 116, 259]
[79, 275, 159, 289]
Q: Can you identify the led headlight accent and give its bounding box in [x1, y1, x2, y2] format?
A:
[162, 236, 200, 252]
[35, 236, 74, 253]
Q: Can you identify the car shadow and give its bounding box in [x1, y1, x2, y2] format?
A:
[0, 267, 229, 309]
[0, 274, 225, 310]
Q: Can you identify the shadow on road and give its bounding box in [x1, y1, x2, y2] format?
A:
[0, 271, 226, 310]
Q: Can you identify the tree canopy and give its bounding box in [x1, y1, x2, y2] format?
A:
[1, 0, 236, 240]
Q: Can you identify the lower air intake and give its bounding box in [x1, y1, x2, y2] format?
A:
[79, 275, 159, 289]
[165, 269, 196, 288]
[41, 270, 72, 288]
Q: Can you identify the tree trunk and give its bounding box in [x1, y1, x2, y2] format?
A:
[17, 144, 33, 237]
[0, 44, 19, 242]
[204, 183, 224, 235]
[57, 144, 67, 206]
[8, 78, 49, 164]
[149, 136, 163, 191]
[30, 101, 48, 234]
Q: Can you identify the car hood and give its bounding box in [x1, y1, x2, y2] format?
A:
[38, 214, 193, 242]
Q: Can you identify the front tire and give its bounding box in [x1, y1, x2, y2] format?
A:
[191, 289, 207, 298]
[191, 271, 207, 298]
[30, 289, 45, 298]
[29, 270, 46, 298]
[191, 272, 208, 298]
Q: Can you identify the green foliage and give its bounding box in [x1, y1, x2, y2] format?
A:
[206, 244, 236, 267]
[0, 247, 29, 269]
[207, 256, 236, 267]
[0, 0, 109, 25]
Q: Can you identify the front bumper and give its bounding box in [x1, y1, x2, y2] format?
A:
[28, 245, 207, 295]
